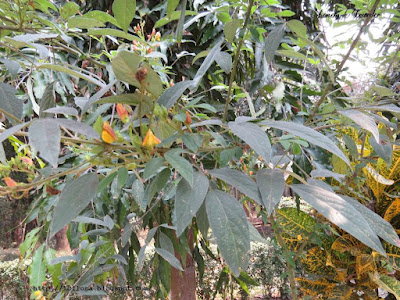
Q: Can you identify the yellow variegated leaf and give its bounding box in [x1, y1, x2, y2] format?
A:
[356, 254, 376, 279]
[331, 234, 364, 256]
[384, 241, 400, 271]
[276, 207, 316, 237]
[334, 268, 348, 282]
[365, 164, 394, 185]
[301, 247, 336, 275]
[281, 232, 301, 251]
[296, 277, 335, 297]
[369, 272, 400, 300]
[384, 198, 400, 224]
[327, 284, 353, 300]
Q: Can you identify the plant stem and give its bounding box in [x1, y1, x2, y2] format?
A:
[305, 0, 381, 124]
[222, 0, 255, 123]
[269, 216, 297, 300]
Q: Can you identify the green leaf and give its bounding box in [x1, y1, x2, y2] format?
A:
[229, 119, 271, 164]
[290, 184, 385, 255]
[61, 1, 80, 19]
[50, 173, 99, 238]
[118, 167, 129, 187]
[164, 149, 193, 186]
[147, 169, 171, 202]
[260, 120, 351, 167]
[29, 244, 46, 290]
[143, 157, 165, 179]
[264, 24, 286, 64]
[155, 248, 183, 271]
[0, 83, 23, 124]
[224, 19, 241, 44]
[167, 0, 180, 16]
[68, 16, 105, 29]
[29, 119, 60, 167]
[131, 179, 145, 208]
[37, 64, 105, 87]
[176, 0, 187, 45]
[98, 172, 117, 192]
[193, 39, 223, 87]
[277, 49, 308, 60]
[158, 80, 194, 109]
[278, 10, 295, 17]
[369, 135, 392, 165]
[154, 10, 197, 28]
[88, 28, 142, 42]
[84, 11, 118, 26]
[287, 19, 307, 36]
[175, 172, 209, 236]
[339, 110, 380, 144]
[111, 50, 163, 97]
[209, 168, 262, 205]
[0, 122, 29, 143]
[112, 0, 136, 32]
[44, 107, 79, 116]
[341, 195, 400, 248]
[196, 201, 209, 238]
[370, 273, 400, 300]
[215, 51, 232, 73]
[342, 133, 359, 159]
[256, 169, 285, 216]
[19, 227, 40, 257]
[55, 119, 99, 139]
[94, 93, 142, 106]
[206, 189, 250, 276]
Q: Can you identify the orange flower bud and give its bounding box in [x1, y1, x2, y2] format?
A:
[102, 121, 118, 144]
[151, 28, 156, 36]
[142, 129, 161, 148]
[185, 111, 191, 124]
[4, 177, 17, 187]
[116, 104, 130, 124]
[147, 48, 153, 54]
[21, 157, 33, 165]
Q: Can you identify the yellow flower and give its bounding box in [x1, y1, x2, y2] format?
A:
[142, 129, 161, 148]
[34, 290, 43, 299]
[297, 235, 302, 241]
[101, 121, 118, 144]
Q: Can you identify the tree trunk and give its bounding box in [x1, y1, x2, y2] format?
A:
[170, 229, 196, 300]
[54, 225, 71, 254]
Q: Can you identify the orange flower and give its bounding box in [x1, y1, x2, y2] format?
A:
[4, 177, 17, 187]
[102, 121, 118, 144]
[142, 130, 161, 148]
[185, 111, 191, 124]
[155, 32, 161, 41]
[116, 104, 130, 124]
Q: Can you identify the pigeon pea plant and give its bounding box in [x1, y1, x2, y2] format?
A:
[1, 0, 400, 299]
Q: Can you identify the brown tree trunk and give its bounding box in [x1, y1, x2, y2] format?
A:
[54, 225, 71, 254]
[170, 229, 196, 300]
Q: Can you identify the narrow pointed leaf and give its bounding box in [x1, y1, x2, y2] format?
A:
[209, 168, 262, 204]
[175, 172, 209, 236]
[0, 122, 29, 143]
[29, 119, 60, 167]
[290, 184, 385, 255]
[0, 82, 23, 124]
[256, 169, 285, 216]
[164, 149, 193, 186]
[341, 195, 400, 247]
[29, 244, 46, 290]
[260, 120, 350, 166]
[112, 0, 136, 32]
[50, 174, 99, 238]
[206, 189, 250, 276]
[264, 24, 286, 64]
[229, 120, 271, 164]
[158, 80, 194, 109]
[155, 248, 183, 271]
[339, 110, 380, 143]
[39, 82, 55, 118]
